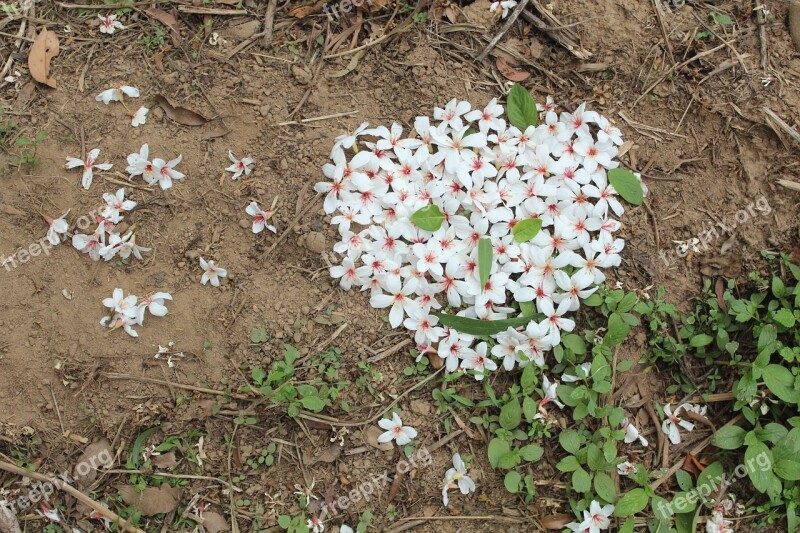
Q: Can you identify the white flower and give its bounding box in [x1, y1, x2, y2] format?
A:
[567, 501, 615, 532]
[245, 201, 276, 234]
[540, 375, 564, 410]
[616, 461, 637, 476]
[45, 210, 70, 246]
[339, 526, 354, 533]
[376, 412, 417, 446]
[562, 362, 591, 382]
[101, 188, 136, 223]
[460, 341, 497, 380]
[442, 453, 475, 506]
[126, 144, 152, 179]
[226, 151, 254, 180]
[489, 0, 518, 19]
[98, 13, 124, 34]
[103, 288, 139, 319]
[307, 517, 324, 533]
[662, 403, 695, 444]
[706, 511, 734, 533]
[131, 106, 149, 127]
[96, 85, 139, 104]
[621, 418, 648, 447]
[149, 155, 185, 190]
[65, 148, 113, 189]
[199, 257, 227, 287]
[72, 229, 104, 261]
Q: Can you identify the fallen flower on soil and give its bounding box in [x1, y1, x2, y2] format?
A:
[98, 14, 125, 34]
[101, 188, 136, 224]
[490, 0, 518, 19]
[616, 461, 636, 476]
[150, 154, 185, 190]
[131, 106, 149, 127]
[65, 148, 113, 189]
[96, 84, 139, 105]
[661, 403, 697, 444]
[226, 151, 254, 180]
[245, 201, 277, 234]
[44, 210, 69, 245]
[376, 412, 417, 446]
[621, 417, 648, 447]
[200, 257, 227, 287]
[442, 452, 475, 506]
[100, 288, 172, 337]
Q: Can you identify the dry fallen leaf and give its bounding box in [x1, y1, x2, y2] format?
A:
[540, 514, 574, 530]
[118, 484, 181, 516]
[152, 451, 179, 470]
[327, 50, 365, 78]
[496, 57, 530, 82]
[0, 508, 21, 533]
[363, 426, 393, 452]
[304, 444, 342, 465]
[288, 1, 325, 18]
[200, 512, 230, 533]
[73, 438, 114, 488]
[145, 8, 181, 46]
[153, 95, 208, 126]
[28, 28, 60, 88]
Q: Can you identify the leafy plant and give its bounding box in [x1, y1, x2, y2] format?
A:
[8, 130, 46, 168]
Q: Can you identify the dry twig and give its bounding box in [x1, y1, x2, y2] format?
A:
[475, 0, 530, 62]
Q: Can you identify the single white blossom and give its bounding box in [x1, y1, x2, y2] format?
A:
[199, 257, 227, 287]
[376, 412, 417, 446]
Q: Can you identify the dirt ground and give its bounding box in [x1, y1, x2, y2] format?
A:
[1, 0, 799, 531]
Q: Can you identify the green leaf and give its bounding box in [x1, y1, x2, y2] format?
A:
[772, 276, 786, 298]
[594, 472, 617, 503]
[774, 308, 796, 328]
[711, 425, 747, 450]
[696, 461, 723, 491]
[504, 471, 521, 493]
[710, 11, 734, 25]
[562, 334, 587, 355]
[559, 429, 582, 454]
[689, 334, 713, 348]
[619, 517, 635, 533]
[613, 488, 650, 516]
[512, 218, 543, 243]
[651, 495, 673, 519]
[603, 312, 629, 347]
[762, 364, 798, 404]
[478, 237, 493, 290]
[556, 455, 580, 472]
[506, 83, 538, 130]
[278, 515, 292, 529]
[299, 396, 326, 412]
[519, 300, 536, 317]
[519, 444, 543, 462]
[433, 312, 535, 336]
[745, 441, 777, 494]
[607, 168, 644, 206]
[488, 438, 510, 468]
[572, 467, 591, 493]
[250, 327, 269, 343]
[251, 367, 266, 384]
[774, 459, 800, 481]
[499, 398, 522, 430]
[410, 204, 445, 231]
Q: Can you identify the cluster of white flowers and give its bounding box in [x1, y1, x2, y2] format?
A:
[100, 287, 172, 337]
[316, 95, 642, 381]
[70, 187, 151, 262]
[126, 143, 185, 190]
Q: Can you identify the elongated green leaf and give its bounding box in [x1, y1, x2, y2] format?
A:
[512, 218, 542, 243]
[608, 168, 644, 206]
[506, 83, 538, 130]
[478, 237, 493, 290]
[410, 204, 445, 231]
[433, 312, 534, 336]
[763, 364, 798, 404]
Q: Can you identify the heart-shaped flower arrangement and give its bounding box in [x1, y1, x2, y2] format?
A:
[315, 85, 645, 380]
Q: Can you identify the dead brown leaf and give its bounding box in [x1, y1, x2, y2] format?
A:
[540, 514, 573, 529]
[145, 8, 181, 46]
[288, 1, 324, 18]
[0, 508, 21, 533]
[28, 28, 59, 88]
[363, 426, 393, 452]
[496, 57, 530, 81]
[304, 444, 342, 465]
[200, 512, 230, 532]
[118, 484, 181, 516]
[152, 451, 179, 470]
[153, 95, 208, 126]
[73, 438, 114, 488]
